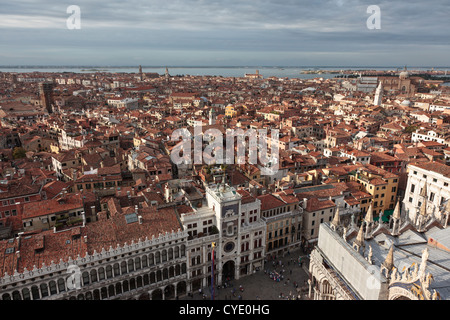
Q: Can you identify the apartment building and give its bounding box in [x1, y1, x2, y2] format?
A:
[257, 191, 302, 256]
[351, 164, 399, 218]
[403, 161, 450, 223]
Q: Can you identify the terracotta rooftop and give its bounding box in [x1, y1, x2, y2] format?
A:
[0, 205, 183, 277]
[411, 161, 450, 178]
[22, 194, 84, 219]
[257, 194, 286, 211]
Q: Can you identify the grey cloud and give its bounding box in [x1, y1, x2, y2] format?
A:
[0, 0, 449, 66]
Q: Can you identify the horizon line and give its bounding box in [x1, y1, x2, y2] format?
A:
[1, 65, 449, 69]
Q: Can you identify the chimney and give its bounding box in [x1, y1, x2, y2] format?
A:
[302, 198, 308, 209]
[84, 236, 88, 243]
[138, 215, 143, 224]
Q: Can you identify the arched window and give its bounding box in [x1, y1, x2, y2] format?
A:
[101, 287, 108, 299]
[49, 281, 57, 295]
[137, 276, 143, 288]
[122, 281, 129, 292]
[142, 255, 148, 268]
[40, 283, 49, 298]
[90, 269, 98, 283]
[106, 265, 113, 279]
[155, 251, 161, 264]
[168, 248, 173, 260]
[162, 250, 167, 262]
[156, 270, 162, 282]
[135, 257, 141, 270]
[31, 286, 40, 300]
[143, 274, 149, 286]
[12, 290, 22, 300]
[22, 288, 31, 300]
[82, 272, 90, 286]
[181, 245, 186, 257]
[108, 285, 115, 297]
[121, 261, 128, 274]
[98, 267, 106, 280]
[130, 278, 136, 290]
[175, 247, 180, 259]
[163, 268, 169, 280]
[2, 293, 11, 300]
[113, 263, 120, 277]
[149, 253, 155, 266]
[115, 283, 122, 295]
[128, 259, 134, 272]
[57, 278, 66, 292]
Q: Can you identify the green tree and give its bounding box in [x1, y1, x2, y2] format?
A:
[12, 147, 26, 159]
[404, 125, 418, 133]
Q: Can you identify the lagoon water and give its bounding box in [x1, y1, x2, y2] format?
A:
[0, 66, 447, 80]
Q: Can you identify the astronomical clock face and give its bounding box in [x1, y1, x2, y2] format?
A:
[224, 242, 235, 253]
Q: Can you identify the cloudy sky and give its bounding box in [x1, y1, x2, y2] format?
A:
[0, 0, 449, 66]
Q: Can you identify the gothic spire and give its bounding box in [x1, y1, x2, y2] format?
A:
[382, 245, 395, 272]
[331, 207, 340, 230]
[419, 198, 428, 217]
[420, 183, 428, 198]
[392, 200, 401, 220]
[355, 224, 365, 247]
[365, 202, 374, 224]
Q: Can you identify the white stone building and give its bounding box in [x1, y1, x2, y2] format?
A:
[403, 162, 450, 224]
[0, 182, 266, 300]
[309, 198, 450, 300]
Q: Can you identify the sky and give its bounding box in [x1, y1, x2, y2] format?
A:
[0, 0, 449, 67]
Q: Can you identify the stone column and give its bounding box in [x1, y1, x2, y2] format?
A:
[308, 279, 312, 299]
[174, 282, 178, 299]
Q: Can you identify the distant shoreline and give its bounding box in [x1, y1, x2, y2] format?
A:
[1, 65, 449, 69]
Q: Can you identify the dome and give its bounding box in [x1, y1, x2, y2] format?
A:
[399, 71, 409, 80]
[401, 99, 411, 106]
